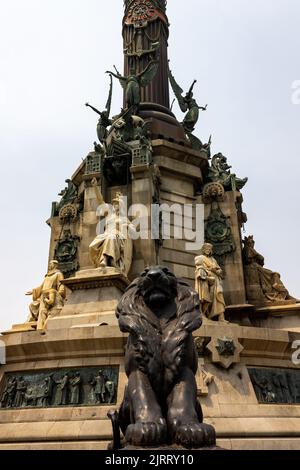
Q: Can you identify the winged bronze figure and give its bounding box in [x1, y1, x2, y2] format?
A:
[168, 63, 208, 149]
[106, 60, 159, 113]
[86, 74, 113, 145]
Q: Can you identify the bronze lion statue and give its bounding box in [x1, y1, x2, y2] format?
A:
[108, 266, 216, 449]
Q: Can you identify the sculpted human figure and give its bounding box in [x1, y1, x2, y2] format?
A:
[195, 243, 227, 323]
[0, 377, 17, 408]
[14, 377, 27, 408]
[104, 376, 116, 404]
[91, 370, 106, 404]
[54, 374, 69, 406]
[24, 385, 38, 407]
[70, 372, 82, 405]
[242, 236, 295, 304]
[85, 74, 113, 147]
[0, 380, 10, 408]
[89, 179, 133, 276]
[38, 376, 53, 408]
[261, 375, 276, 403]
[168, 66, 207, 132]
[168, 64, 207, 150]
[26, 260, 66, 330]
[107, 60, 159, 112]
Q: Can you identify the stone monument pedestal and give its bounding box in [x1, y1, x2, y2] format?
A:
[121, 445, 223, 451]
[46, 268, 130, 330]
[2, 322, 37, 335]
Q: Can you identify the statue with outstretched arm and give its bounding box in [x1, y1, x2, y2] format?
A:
[85, 74, 113, 144]
[106, 59, 159, 112]
[88, 178, 133, 276]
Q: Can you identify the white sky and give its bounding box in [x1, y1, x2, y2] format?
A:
[0, 0, 299, 332]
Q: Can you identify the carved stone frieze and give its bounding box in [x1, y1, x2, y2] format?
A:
[0, 367, 119, 409]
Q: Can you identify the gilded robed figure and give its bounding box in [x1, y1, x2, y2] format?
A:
[195, 243, 227, 322]
[89, 180, 133, 277]
[26, 260, 66, 330]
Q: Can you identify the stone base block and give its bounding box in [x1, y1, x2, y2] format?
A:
[122, 445, 222, 451]
[0, 441, 110, 450]
[46, 268, 130, 330]
[2, 322, 36, 336]
[46, 312, 117, 330]
[218, 438, 300, 451]
[250, 303, 300, 331]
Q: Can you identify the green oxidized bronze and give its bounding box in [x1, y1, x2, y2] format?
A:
[205, 204, 235, 268]
[249, 368, 300, 405]
[103, 112, 152, 186]
[57, 179, 78, 212]
[85, 152, 102, 175]
[168, 63, 208, 150]
[208, 153, 248, 191]
[54, 229, 80, 278]
[86, 74, 113, 148]
[51, 179, 81, 220]
[107, 61, 159, 113]
[216, 338, 236, 357]
[110, 111, 146, 143]
[0, 367, 119, 409]
[0, 377, 17, 408]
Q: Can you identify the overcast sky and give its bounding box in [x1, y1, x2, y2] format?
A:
[0, 0, 299, 332]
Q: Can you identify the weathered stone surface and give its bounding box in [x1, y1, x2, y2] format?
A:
[0, 320, 300, 448]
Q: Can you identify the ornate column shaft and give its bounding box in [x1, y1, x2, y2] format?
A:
[123, 0, 170, 108]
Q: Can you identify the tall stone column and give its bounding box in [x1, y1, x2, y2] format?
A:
[123, 0, 170, 108]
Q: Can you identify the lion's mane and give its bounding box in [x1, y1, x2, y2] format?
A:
[116, 267, 202, 391]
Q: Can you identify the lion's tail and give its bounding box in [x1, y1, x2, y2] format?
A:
[107, 410, 122, 450]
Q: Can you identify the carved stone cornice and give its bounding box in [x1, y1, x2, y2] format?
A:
[62, 269, 130, 292]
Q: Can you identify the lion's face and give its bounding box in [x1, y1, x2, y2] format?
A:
[137, 266, 178, 309]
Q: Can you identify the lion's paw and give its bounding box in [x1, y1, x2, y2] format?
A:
[125, 420, 167, 447]
[173, 422, 216, 448]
